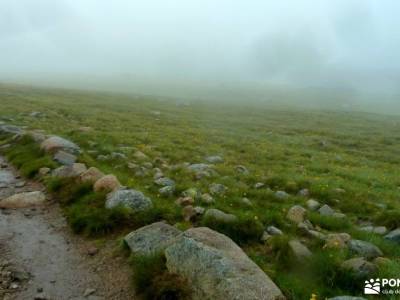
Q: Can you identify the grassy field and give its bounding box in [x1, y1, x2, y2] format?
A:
[1, 83, 400, 299]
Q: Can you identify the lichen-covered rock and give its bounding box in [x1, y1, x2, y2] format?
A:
[165, 227, 284, 300]
[93, 174, 121, 192]
[124, 222, 181, 255]
[52, 163, 87, 178]
[0, 191, 46, 208]
[79, 167, 104, 183]
[41, 136, 80, 154]
[105, 188, 152, 212]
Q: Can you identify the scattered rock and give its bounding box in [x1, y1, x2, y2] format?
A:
[0, 124, 23, 135]
[41, 136, 80, 154]
[154, 177, 175, 187]
[306, 199, 320, 211]
[96, 155, 109, 161]
[254, 182, 265, 189]
[241, 197, 253, 206]
[87, 247, 99, 256]
[165, 227, 284, 300]
[333, 188, 346, 194]
[209, 183, 227, 195]
[261, 232, 272, 242]
[307, 230, 326, 240]
[266, 226, 283, 236]
[347, 240, 383, 259]
[275, 191, 289, 200]
[153, 170, 164, 180]
[30, 111, 44, 118]
[124, 222, 181, 255]
[359, 226, 387, 235]
[324, 233, 351, 249]
[235, 165, 249, 175]
[52, 163, 87, 178]
[373, 257, 391, 266]
[328, 297, 367, 300]
[83, 288, 96, 297]
[110, 152, 126, 160]
[194, 206, 205, 215]
[204, 208, 237, 223]
[318, 204, 335, 216]
[176, 197, 194, 206]
[93, 174, 121, 193]
[159, 185, 175, 196]
[0, 191, 46, 208]
[289, 240, 312, 261]
[80, 167, 104, 183]
[298, 188, 310, 197]
[182, 188, 199, 199]
[78, 126, 92, 133]
[205, 155, 224, 164]
[384, 228, 400, 244]
[105, 189, 152, 212]
[187, 163, 212, 173]
[14, 181, 26, 188]
[286, 205, 306, 224]
[53, 150, 77, 165]
[133, 151, 148, 161]
[200, 193, 214, 204]
[341, 257, 377, 278]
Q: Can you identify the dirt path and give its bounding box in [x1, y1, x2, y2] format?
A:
[0, 156, 134, 300]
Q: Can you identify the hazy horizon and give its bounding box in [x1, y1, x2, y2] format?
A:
[1, 1, 399, 110]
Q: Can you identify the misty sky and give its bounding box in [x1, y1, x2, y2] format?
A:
[1, 0, 400, 95]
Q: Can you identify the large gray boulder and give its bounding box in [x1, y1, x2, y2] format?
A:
[124, 222, 181, 255]
[105, 189, 152, 212]
[165, 227, 284, 300]
[41, 136, 80, 154]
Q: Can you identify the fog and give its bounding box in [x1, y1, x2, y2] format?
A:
[1, 0, 399, 109]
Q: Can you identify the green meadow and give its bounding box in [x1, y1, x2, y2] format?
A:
[1, 83, 400, 299]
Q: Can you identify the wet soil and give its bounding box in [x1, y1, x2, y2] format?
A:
[0, 157, 134, 300]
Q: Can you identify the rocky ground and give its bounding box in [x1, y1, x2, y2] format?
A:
[0, 156, 133, 300]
